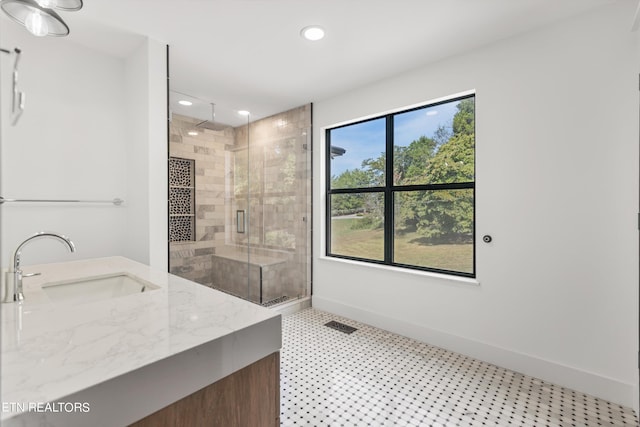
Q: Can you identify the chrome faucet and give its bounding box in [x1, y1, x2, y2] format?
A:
[3, 232, 75, 303]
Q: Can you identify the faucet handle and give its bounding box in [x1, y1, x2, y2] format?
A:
[22, 272, 41, 278]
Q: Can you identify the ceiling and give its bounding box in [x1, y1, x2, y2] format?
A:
[25, 0, 638, 125]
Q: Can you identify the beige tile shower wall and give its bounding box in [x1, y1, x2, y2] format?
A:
[169, 114, 235, 286]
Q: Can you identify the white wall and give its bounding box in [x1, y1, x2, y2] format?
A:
[124, 38, 168, 270]
[146, 41, 168, 271]
[0, 25, 128, 265]
[313, 2, 639, 410]
[0, 23, 167, 271]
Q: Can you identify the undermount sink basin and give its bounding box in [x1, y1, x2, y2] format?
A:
[42, 273, 158, 304]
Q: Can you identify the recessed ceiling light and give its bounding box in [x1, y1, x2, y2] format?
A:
[188, 130, 198, 136]
[301, 25, 325, 41]
[238, 110, 250, 116]
[179, 100, 193, 106]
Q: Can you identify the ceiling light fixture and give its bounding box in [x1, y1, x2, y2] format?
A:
[300, 25, 325, 41]
[178, 100, 193, 106]
[35, 0, 81, 11]
[0, 0, 82, 37]
[238, 110, 250, 116]
[188, 130, 198, 136]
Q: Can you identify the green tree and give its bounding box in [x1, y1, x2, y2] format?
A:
[452, 98, 475, 136]
[426, 133, 474, 184]
[330, 168, 369, 216]
[331, 167, 371, 189]
[356, 153, 384, 187]
[395, 136, 437, 185]
[433, 124, 452, 147]
[415, 98, 475, 241]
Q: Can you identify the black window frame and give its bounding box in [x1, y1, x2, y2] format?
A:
[325, 94, 476, 278]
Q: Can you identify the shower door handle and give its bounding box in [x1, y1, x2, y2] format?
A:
[237, 210, 246, 233]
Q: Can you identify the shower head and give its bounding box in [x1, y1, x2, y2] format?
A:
[195, 103, 230, 131]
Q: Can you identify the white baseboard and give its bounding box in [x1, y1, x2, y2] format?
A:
[312, 295, 637, 410]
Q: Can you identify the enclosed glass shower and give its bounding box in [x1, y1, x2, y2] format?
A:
[168, 96, 311, 307]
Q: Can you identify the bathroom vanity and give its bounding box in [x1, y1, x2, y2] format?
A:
[0, 257, 281, 427]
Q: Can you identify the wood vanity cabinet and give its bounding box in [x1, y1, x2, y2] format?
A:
[129, 352, 280, 427]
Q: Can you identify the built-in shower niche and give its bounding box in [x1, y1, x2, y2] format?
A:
[169, 157, 195, 242]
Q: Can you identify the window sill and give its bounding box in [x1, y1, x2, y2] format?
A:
[318, 255, 480, 286]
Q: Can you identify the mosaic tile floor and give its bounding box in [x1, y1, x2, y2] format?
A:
[280, 308, 638, 427]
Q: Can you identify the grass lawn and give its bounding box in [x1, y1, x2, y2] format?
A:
[331, 218, 473, 274]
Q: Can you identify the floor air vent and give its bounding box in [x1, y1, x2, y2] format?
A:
[324, 320, 358, 334]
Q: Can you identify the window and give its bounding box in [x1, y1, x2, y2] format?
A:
[326, 95, 475, 277]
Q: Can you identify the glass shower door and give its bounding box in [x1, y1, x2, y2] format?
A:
[244, 106, 311, 306]
[266, 126, 311, 304]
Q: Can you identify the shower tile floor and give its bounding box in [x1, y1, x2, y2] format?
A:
[280, 308, 638, 427]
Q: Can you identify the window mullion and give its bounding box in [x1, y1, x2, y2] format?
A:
[325, 130, 332, 255]
[384, 115, 394, 264]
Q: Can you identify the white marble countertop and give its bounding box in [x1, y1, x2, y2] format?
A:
[0, 256, 282, 427]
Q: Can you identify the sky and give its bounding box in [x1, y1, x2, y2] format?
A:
[329, 100, 460, 177]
